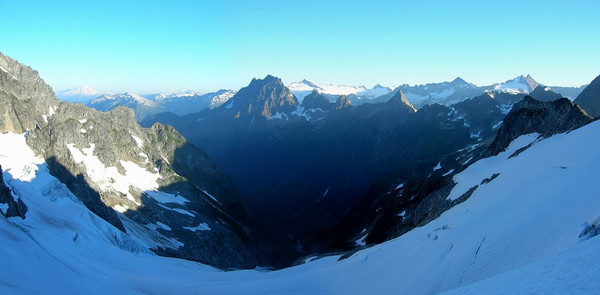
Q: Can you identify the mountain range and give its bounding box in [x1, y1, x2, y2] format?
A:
[56, 86, 237, 121]
[3, 50, 600, 293]
[140, 73, 593, 255]
[288, 74, 587, 109]
[57, 75, 587, 123]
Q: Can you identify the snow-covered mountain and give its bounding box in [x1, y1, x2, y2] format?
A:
[56, 85, 104, 104]
[145, 89, 237, 114]
[288, 79, 366, 100]
[291, 75, 571, 110]
[145, 88, 202, 101]
[489, 74, 539, 94]
[288, 79, 393, 104]
[88, 92, 163, 121]
[85, 89, 236, 120]
[290, 75, 541, 110]
[393, 77, 487, 109]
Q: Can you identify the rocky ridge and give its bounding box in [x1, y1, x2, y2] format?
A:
[489, 96, 593, 155]
[0, 51, 268, 269]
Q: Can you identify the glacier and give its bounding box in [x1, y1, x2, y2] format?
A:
[2, 118, 600, 294]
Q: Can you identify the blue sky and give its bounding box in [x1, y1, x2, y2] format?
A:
[1, 0, 599, 93]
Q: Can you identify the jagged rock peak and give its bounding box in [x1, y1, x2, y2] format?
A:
[231, 75, 298, 118]
[574, 75, 600, 117]
[451, 77, 468, 84]
[489, 95, 592, 155]
[0, 51, 60, 133]
[523, 74, 540, 90]
[250, 74, 284, 86]
[336, 95, 353, 109]
[386, 90, 417, 113]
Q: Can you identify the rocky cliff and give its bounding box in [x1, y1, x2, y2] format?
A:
[489, 96, 592, 155]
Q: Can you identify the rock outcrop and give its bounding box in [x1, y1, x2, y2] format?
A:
[301, 90, 334, 111]
[0, 51, 59, 133]
[0, 165, 28, 219]
[489, 96, 592, 155]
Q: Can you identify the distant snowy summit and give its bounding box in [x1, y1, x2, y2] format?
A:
[79, 88, 237, 121]
[489, 74, 539, 94]
[146, 88, 203, 101]
[56, 85, 105, 104]
[288, 79, 394, 103]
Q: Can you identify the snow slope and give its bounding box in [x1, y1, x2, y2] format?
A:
[490, 75, 539, 94]
[2, 119, 600, 294]
[442, 234, 600, 294]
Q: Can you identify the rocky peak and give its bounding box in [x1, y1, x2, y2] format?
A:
[0, 51, 59, 133]
[301, 89, 334, 110]
[336, 95, 353, 109]
[228, 75, 298, 119]
[385, 90, 417, 113]
[522, 74, 540, 91]
[451, 77, 472, 87]
[529, 86, 562, 102]
[300, 79, 320, 89]
[489, 96, 592, 155]
[573, 75, 600, 117]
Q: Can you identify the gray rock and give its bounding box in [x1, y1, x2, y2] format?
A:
[489, 96, 592, 156]
[0, 51, 59, 133]
[0, 165, 28, 219]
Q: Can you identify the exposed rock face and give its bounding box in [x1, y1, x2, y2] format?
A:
[489, 96, 592, 155]
[301, 90, 334, 111]
[383, 91, 417, 114]
[0, 165, 28, 219]
[335, 95, 353, 109]
[574, 75, 600, 117]
[226, 75, 298, 119]
[0, 51, 59, 133]
[0, 51, 268, 269]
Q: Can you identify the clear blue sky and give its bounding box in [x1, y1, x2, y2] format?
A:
[1, 0, 599, 93]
